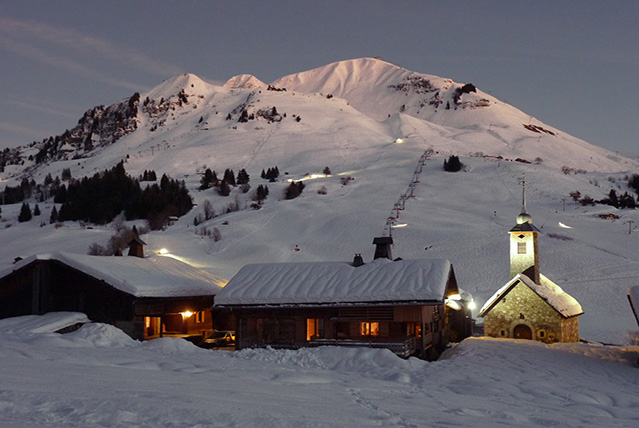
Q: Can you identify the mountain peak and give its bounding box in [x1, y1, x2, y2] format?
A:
[224, 74, 266, 89]
[145, 73, 215, 101]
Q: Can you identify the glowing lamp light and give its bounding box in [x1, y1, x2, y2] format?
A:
[468, 300, 477, 310]
[558, 222, 572, 229]
[447, 293, 462, 301]
[395, 138, 404, 144]
[445, 299, 461, 310]
[158, 248, 169, 255]
[181, 311, 193, 319]
[392, 223, 408, 228]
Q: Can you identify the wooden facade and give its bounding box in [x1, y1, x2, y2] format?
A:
[214, 261, 472, 360]
[0, 258, 216, 341]
[216, 303, 459, 359]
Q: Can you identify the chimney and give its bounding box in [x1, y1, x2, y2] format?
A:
[127, 226, 147, 258]
[352, 253, 364, 267]
[372, 236, 393, 260]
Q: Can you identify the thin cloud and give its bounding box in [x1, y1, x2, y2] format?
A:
[0, 35, 143, 92]
[0, 15, 184, 77]
[0, 122, 51, 140]
[7, 98, 80, 120]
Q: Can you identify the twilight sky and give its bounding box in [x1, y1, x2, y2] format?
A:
[1, 1, 637, 155]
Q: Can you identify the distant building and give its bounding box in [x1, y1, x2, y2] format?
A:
[0, 241, 224, 342]
[479, 177, 583, 342]
[213, 239, 473, 360]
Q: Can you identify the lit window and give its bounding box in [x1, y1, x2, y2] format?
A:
[307, 319, 317, 341]
[360, 322, 380, 336]
[195, 311, 205, 323]
[518, 242, 527, 254]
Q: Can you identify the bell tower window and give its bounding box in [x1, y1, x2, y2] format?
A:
[517, 242, 527, 254]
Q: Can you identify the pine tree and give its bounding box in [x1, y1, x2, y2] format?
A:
[50, 206, 58, 224]
[323, 166, 331, 176]
[199, 168, 218, 190]
[33, 204, 41, 216]
[18, 203, 32, 222]
[223, 169, 236, 186]
[285, 181, 305, 200]
[218, 180, 231, 196]
[237, 169, 250, 185]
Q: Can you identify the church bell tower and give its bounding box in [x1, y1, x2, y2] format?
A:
[509, 175, 540, 283]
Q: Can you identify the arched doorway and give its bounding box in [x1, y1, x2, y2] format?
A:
[513, 324, 533, 340]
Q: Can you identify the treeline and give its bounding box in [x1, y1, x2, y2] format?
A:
[51, 162, 191, 229]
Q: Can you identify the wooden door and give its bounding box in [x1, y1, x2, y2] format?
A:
[513, 324, 532, 340]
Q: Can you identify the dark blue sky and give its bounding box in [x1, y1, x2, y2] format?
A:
[1, 0, 637, 155]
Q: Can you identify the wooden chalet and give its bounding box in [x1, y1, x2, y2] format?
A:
[214, 254, 472, 360]
[0, 245, 224, 341]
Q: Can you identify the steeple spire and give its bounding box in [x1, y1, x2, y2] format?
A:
[509, 174, 540, 283]
[516, 173, 532, 225]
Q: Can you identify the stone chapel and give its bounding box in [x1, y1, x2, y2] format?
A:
[478, 176, 583, 343]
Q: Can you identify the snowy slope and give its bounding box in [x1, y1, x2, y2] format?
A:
[1, 58, 639, 344]
[0, 316, 637, 427]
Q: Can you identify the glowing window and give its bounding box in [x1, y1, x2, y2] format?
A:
[307, 319, 317, 341]
[360, 322, 380, 336]
[517, 242, 527, 254]
[196, 311, 205, 323]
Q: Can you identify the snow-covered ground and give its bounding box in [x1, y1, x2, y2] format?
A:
[0, 315, 637, 427]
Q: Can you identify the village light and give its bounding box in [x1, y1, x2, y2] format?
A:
[392, 223, 408, 228]
[558, 222, 572, 229]
[158, 248, 169, 255]
[181, 311, 193, 319]
[468, 300, 477, 310]
[395, 138, 404, 144]
[287, 173, 327, 182]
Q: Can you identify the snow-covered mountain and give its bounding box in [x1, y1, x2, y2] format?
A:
[1, 58, 638, 343]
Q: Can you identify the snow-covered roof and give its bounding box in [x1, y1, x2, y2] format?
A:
[478, 273, 583, 318]
[214, 258, 454, 307]
[628, 286, 639, 326]
[0, 253, 225, 298]
[0, 312, 89, 334]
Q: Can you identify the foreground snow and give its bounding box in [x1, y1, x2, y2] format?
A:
[0, 317, 638, 427]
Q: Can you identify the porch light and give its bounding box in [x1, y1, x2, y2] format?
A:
[181, 311, 193, 319]
[158, 248, 169, 255]
[468, 300, 477, 310]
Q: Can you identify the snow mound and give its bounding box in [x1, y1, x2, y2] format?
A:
[141, 336, 204, 355]
[66, 323, 137, 348]
[234, 346, 427, 384]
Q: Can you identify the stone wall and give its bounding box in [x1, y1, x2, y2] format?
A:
[483, 280, 577, 343]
